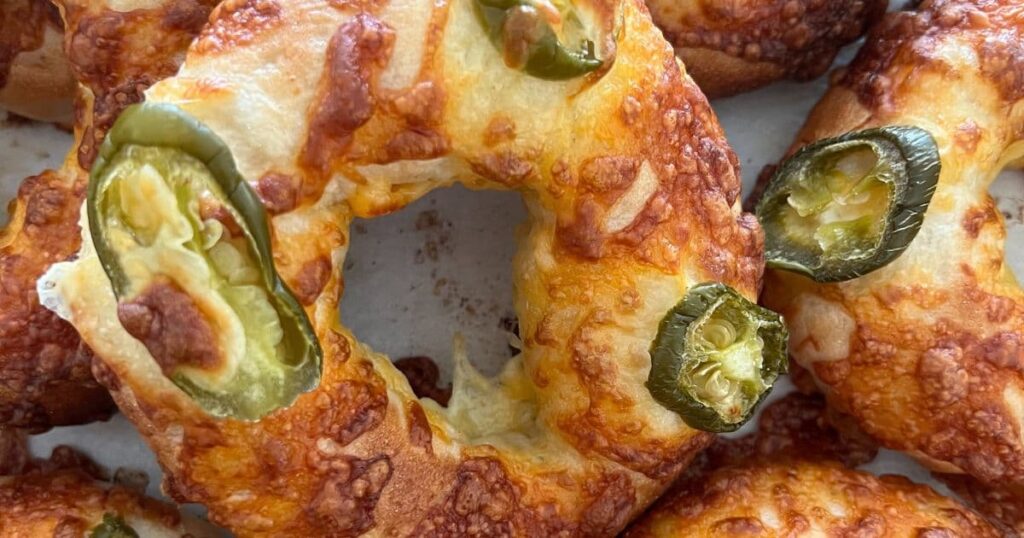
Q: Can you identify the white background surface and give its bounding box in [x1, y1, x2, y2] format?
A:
[2, 44, 1023, 529]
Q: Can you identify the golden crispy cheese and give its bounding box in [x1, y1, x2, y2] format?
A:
[44, 0, 765, 533]
[762, 0, 1024, 485]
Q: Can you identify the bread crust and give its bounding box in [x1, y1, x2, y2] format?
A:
[624, 394, 1000, 537]
[42, 0, 768, 534]
[649, 0, 888, 98]
[0, 0, 74, 124]
[0, 428, 217, 537]
[761, 0, 1024, 486]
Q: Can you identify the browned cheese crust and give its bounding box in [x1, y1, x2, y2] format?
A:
[761, 0, 1024, 487]
[624, 458, 999, 537]
[646, 0, 888, 98]
[45, 0, 768, 534]
[0, 0, 74, 124]
[0, 471, 189, 537]
[0, 0, 216, 429]
[624, 394, 1000, 537]
[0, 168, 111, 429]
[0, 428, 215, 537]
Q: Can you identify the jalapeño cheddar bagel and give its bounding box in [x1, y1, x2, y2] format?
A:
[41, 0, 784, 533]
[759, 0, 1024, 485]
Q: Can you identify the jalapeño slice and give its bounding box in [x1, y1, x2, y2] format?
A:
[756, 126, 940, 282]
[647, 283, 788, 433]
[474, 0, 603, 80]
[90, 514, 139, 538]
[88, 103, 322, 420]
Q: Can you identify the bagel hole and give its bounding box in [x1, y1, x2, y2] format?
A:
[993, 168, 1024, 275]
[340, 186, 525, 404]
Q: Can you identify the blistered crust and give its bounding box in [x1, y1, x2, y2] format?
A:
[0, 169, 113, 429]
[48, 0, 765, 533]
[647, 0, 887, 98]
[0, 470, 190, 537]
[624, 394, 999, 537]
[761, 0, 1024, 485]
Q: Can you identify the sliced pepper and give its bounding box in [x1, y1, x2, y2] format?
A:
[88, 103, 322, 420]
[474, 0, 602, 80]
[756, 126, 941, 282]
[647, 283, 788, 433]
[90, 514, 139, 538]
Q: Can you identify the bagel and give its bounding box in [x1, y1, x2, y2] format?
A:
[0, 0, 216, 429]
[756, 0, 1024, 484]
[0, 0, 74, 125]
[0, 0, 854, 432]
[0, 428, 219, 537]
[647, 0, 888, 98]
[2, 471, 214, 537]
[40, 0, 785, 533]
[624, 393, 1000, 536]
[0, 0, 886, 130]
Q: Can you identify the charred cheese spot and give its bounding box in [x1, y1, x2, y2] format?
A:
[292, 256, 332, 306]
[117, 280, 223, 377]
[254, 173, 299, 215]
[300, 15, 395, 180]
[0, 170, 113, 429]
[309, 455, 393, 535]
[483, 116, 516, 147]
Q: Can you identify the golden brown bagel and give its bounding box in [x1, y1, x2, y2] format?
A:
[761, 0, 1024, 485]
[0, 0, 216, 429]
[0, 0, 74, 124]
[647, 0, 888, 98]
[1, 470, 213, 537]
[624, 394, 1000, 537]
[0, 428, 218, 537]
[42, 0, 773, 533]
